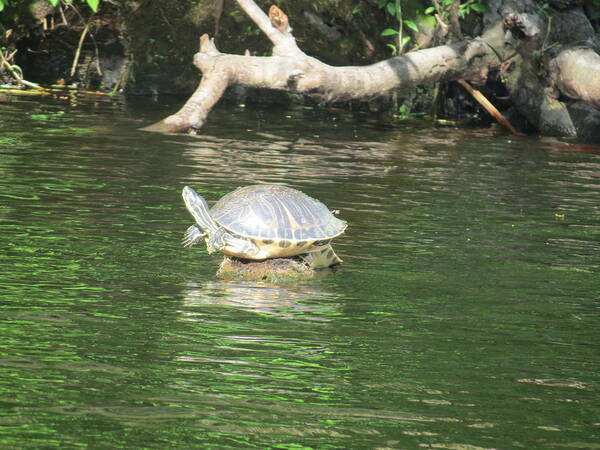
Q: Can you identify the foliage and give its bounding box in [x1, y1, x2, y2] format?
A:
[589, 0, 600, 20]
[379, 0, 416, 55]
[424, 0, 487, 21]
[395, 103, 412, 119]
[50, 0, 100, 13]
[0, 0, 100, 13]
[378, 0, 486, 55]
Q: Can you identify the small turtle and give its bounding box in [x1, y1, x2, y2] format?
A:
[182, 184, 347, 268]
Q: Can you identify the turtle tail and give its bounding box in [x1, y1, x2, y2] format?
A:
[182, 186, 219, 233]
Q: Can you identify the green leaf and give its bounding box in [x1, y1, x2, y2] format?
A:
[48, 0, 60, 6]
[403, 20, 418, 31]
[386, 43, 398, 54]
[386, 2, 396, 16]
[470, 3, 487, 13]
[402, 36, 412, 46]
[86, 0, 99, 12]
[381, 28, 399, 36]
[424, 6, 435, 14]
[378, 0, 387, 8]
[0, 0, 4, 12]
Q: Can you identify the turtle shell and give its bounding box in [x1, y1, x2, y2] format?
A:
[210, 185, 346, 244]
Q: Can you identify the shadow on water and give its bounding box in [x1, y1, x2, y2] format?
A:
[0, 94, 599, 448]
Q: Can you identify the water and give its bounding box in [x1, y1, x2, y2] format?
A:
[1, 93, 599, 448]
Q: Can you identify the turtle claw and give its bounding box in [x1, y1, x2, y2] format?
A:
[300, 244, 342, 269]
[182, 224, 205, 248]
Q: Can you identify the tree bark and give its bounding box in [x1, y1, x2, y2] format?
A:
[498, 4, 600, 139]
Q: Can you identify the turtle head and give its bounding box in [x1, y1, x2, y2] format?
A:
[182, 186, 219, 233]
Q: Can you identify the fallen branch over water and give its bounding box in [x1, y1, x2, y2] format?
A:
[142, 1, 505, 134]
[142, 0, 600, 140]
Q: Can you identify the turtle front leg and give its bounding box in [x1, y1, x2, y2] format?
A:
[223, 234, 260, 257]
[208, 228, 260, 257]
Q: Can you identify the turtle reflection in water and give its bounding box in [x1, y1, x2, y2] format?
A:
[181, 185, 347, 269]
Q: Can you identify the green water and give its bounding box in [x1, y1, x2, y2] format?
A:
[1, 94, 599, 448]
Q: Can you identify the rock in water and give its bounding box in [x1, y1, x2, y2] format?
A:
[217, 256, 332, 282]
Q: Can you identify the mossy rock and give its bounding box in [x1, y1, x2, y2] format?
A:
[217, 256, 318, 282]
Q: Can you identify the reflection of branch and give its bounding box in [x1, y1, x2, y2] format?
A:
[0, 49, 43, 89]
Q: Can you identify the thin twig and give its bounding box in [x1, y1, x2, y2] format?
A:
[66, 1, 101, 78]
[6, 49, 17, 62]
[458, 79, 526, 136]
[87, 27, 103, 76]
[213, 0, 224, 36]
[0, 49, 44, 89]
[59, 4, 68, 26]
[396, 0, 403, 54]
[541, 16, 552, 53]
[449, 0, 462, 40]
[70, 22, 90, 77]
[109, 56, 130, 96]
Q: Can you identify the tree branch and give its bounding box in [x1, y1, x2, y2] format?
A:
[142, 69, 229, 133]
[141, 3, 502, 135]
[237, 1, 301, 57]
[141, 0, 599, 139]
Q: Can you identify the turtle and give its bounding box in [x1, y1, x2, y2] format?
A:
[181, 184, 347, 269]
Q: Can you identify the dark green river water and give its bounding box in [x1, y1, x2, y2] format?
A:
[1, 93, 599, 448]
